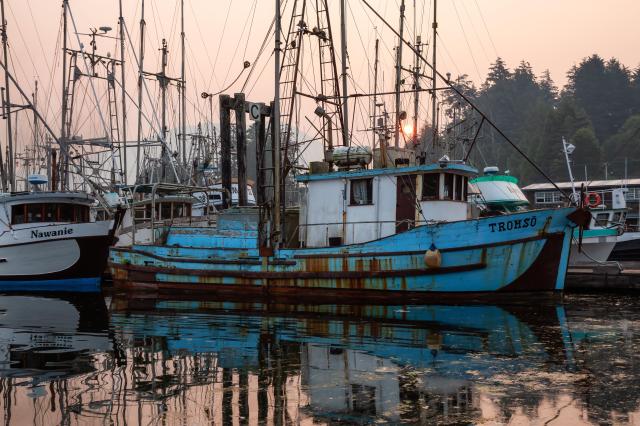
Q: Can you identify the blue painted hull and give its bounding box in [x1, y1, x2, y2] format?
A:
[109, 207, 577, 296]
[0, 277, 101, 292]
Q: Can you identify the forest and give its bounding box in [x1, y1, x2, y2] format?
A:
[436, 54, 640, 184]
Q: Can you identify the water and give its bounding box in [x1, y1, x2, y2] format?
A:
[0, 292, 638, 425]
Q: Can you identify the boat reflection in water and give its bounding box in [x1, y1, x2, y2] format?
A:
[0, 292, 638, 424]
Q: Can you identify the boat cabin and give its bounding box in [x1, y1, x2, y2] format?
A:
[0, 192, 95, 228]
[297, 163, 477, 247]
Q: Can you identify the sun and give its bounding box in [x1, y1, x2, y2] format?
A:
[402, 122, 414, 137]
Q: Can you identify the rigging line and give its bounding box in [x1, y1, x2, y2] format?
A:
[206, 0, 233, 90]
[474, 0, 499, 58]
[219, 2, 255, 89]
[247, 51, 274, 96]
[241, 0, 258, 61]
[359, 0, 573, 202]
[451, 1, 483, 82]
[43, 15, 63, 126]
[122, 21, 180, 183]
[458, 0, 490, 65]
[23, 0, 62, 107]
[241, 18, 275, 92]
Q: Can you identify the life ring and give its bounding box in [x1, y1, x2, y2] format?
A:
[585, 192, 602, 208]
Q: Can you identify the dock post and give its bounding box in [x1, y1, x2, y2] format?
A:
[219, 94, 232, 209]
[234, 93, 248, 206]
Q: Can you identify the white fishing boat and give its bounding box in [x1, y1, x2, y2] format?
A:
[0, 189, 121, 291]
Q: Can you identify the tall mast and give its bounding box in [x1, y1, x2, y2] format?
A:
[32, 80, 39, 176]
[372, 38, 379, 148]
[273, 0, 282, 245]
[159, 39, 168, 181]
[430, 0, 438, 151]
[180, 0, 186, 167]
[0, 0, 13, 191]
[135, 0, 145, 181]
[394, 0, 405, 148]
[118, 0, 127, 185]
[412, 0, 421, 147]
[339, 0, 349, 146]
[60, 0, 68, 191]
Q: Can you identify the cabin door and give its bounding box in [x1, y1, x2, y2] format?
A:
[396, 175, 417, 233]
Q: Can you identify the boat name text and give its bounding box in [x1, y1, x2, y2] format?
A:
[31, 227, 74, 239]
[489, 217, 537, 232]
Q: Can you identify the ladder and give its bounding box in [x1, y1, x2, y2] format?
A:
[315, 0, 344, 146]
[63, 52, 79, 139]
[278, 0, 306, 173]
[106, 60, 124, 187]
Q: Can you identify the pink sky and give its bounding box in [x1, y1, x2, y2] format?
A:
[1, 0, 639, 179]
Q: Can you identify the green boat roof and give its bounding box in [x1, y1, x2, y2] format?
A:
[470, 175, 519, 184]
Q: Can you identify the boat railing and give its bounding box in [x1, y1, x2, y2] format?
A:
[129, 182, 225, 245]
[291, 219, 423, 248]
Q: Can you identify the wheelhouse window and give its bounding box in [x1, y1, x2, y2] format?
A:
[350, 178, 373, 205]
[455, 175, 468, 201]
[11, 202, 89, 225]
[443, 174, 454, 200]
[422, 174, 439, 200]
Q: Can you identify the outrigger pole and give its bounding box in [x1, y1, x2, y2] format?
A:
[359, 0, 573, 203]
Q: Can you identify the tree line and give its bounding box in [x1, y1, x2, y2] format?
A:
[435, 55, 640, 184]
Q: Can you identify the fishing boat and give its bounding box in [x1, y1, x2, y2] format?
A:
[0, 189, 121, 291]
[110, 159, 585, 297]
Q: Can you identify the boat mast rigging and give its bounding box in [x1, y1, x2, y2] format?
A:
[394, 0, 405, 149]
[0, 0, 13, 191]
[135, 0, 145, 181]
[118, 0, 127, 185]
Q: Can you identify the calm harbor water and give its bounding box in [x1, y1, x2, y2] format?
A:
[0, 291, 638, 425]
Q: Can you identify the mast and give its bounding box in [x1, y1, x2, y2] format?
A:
[180, 0, 187, 168]
[135, 0, 145, 181]
[32, 80, 38, 177]
[372, 38, 379, 148]
[430, 0, 438, 151]
[159, 39, 168, 180]
[394, 0, 405, 148]
[273, 0, 282, 245]
[412, 0, 421, 147]
[339, 0, 349, 146]
[60, 0, 68, 191]
[118, 0, 127, 185]
[0, 0, 13, 191]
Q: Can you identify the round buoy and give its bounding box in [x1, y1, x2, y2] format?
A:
[424, 243, 442, 268]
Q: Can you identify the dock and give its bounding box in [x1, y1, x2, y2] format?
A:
[566, 262, 640, 292]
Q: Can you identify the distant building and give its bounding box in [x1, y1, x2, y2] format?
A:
[521, 179, 640, 228]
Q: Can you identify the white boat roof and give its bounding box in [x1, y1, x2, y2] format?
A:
[0, 191, 96, 205]
[522, 179, 640, 191]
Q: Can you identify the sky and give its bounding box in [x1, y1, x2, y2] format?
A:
[2, 0, 639, 183]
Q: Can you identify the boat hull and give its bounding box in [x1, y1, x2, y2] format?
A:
[609, 231, 640, 261]
[0, 222, 116, 292]
[110, 208, 576, 298]
[569, 229, 618, 265]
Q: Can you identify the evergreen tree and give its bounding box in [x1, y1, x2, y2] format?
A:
[566, 55, 634, 142]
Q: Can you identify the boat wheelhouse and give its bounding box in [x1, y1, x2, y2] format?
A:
[298, 162, 474, 247]
[0, 191, 121, 291]
[116, 183, 216, 247]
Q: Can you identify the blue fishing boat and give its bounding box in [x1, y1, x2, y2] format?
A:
[109, 161, 585, 298]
